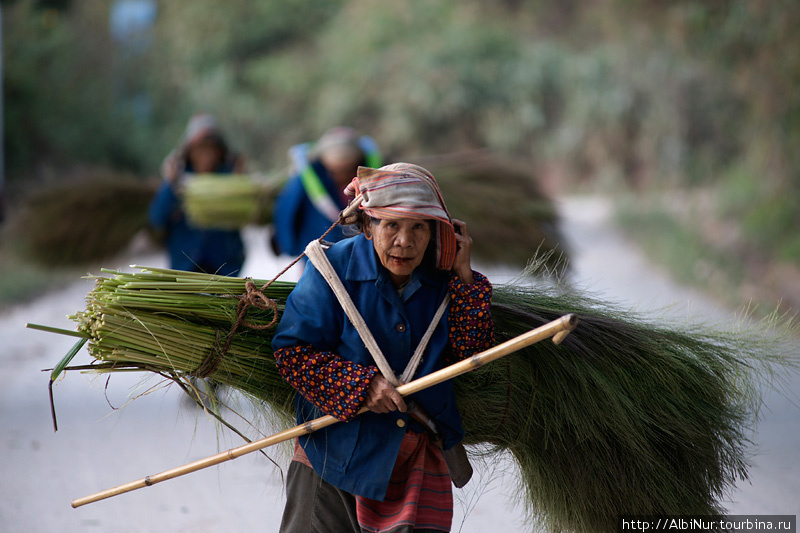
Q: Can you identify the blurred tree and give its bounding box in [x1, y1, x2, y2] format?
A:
[614, 0, 800, 257]
[4, 0, 798, 261]
[3, 0, 166, 183]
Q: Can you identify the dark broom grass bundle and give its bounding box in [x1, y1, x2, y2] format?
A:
[455, 275, 795, 531]
[37, 266, 797, 532]
[10, 174, 157, 266]
[416, 151, 568, 270]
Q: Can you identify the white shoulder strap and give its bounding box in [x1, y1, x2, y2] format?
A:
[304, 239, 449, 386]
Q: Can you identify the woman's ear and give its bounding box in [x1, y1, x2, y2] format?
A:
[363, 223, 373, 240]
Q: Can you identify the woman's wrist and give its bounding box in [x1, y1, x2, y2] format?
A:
[453, 266, 474, 285]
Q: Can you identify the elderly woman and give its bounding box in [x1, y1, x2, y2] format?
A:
[272, 163, 494, 533]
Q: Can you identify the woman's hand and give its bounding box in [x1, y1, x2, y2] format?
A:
[161, 150, 182, 184]
[451, 218, 474, 284]
[365, 375, 407, 414]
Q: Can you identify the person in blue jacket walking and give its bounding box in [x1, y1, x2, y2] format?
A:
[273, 163, 494, 532]
[271, 127, 382, 258]
[149, 114, 246, 276]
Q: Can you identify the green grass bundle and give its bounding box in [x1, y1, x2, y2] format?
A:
[183, 174, 283, 229]
[418, 151, 568, 270]
[9, 175, 156, 266]
[42, 267, 796, 532]
[66, 266, 297, 415]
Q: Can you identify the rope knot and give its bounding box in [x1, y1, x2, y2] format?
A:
[237, 280, 279, 331]
[191, 279, 280, 380]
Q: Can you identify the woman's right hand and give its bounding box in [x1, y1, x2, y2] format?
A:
[365, 375, 407, 414]
[161, 150, 182, 184]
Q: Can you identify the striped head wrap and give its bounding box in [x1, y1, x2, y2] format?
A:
[344, 163, 457, 270]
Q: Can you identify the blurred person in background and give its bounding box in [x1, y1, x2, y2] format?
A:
[271, 126, 382, 257]
[148, 113, 246, 276]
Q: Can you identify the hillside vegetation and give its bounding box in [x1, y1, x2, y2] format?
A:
[3, 0, 799, 308]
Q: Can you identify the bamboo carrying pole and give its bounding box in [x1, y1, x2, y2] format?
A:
[71, 313, 578, 508]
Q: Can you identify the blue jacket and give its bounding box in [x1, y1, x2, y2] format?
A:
[148, 162, 245, 276]
[272, 235, 465, 500]
[271, 160, 349, 257]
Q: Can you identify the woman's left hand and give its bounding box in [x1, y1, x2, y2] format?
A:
[451, 219, 474, 284]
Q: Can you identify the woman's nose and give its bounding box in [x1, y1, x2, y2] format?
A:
[394, 228, 411, 247]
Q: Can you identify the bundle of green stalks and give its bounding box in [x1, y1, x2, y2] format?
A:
[415, 151, 568, 271]
[63, 267, 298, 416]
[10, 175, 157, 266]
[183, 174, 284, 229]
[40, 267, 796, 532]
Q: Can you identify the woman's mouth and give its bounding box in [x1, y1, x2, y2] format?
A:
[388, 254, 416, 268]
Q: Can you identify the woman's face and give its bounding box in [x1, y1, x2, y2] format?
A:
[365, 218, 432, 287]
[320, 150, 361, 189]
[188, 138, 223, 173]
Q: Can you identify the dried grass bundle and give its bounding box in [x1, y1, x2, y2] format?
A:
[458, 277, 795, 531]
[63, 267, 296, 415]
[418, 151, 568, 270]
[183, 152, 569, 269]
[10, 175, 156, 266]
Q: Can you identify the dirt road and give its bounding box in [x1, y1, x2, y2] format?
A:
[0, 196, 797, 532]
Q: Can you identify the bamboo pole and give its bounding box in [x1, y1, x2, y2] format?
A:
[71, 313, 578, 508]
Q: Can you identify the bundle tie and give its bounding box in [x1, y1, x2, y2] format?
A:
[236, 280, 280, 331]
[191, 330, 224, 379]
[192, 281, 279, 379]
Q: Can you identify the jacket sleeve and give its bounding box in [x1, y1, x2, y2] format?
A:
[274, 345, 377, 421]
[272, 261, 378, 421]
[271, 175, 306, 256]
[148, 181, 180, 230]
[445, 270, 494, 363]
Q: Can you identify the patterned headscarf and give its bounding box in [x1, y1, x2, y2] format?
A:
[344, 163, 457, 270]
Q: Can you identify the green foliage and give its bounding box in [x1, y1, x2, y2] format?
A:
[6, 0, 799, 267]
[3, 1, 166, 176]
[620, 0, 800, 257]
[616, 194, 746, 297]
[136, 0, 750, 196]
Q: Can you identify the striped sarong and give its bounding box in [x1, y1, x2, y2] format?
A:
[356, 431, 452, 533]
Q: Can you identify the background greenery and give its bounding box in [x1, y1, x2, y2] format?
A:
[2, 0, 798, 309]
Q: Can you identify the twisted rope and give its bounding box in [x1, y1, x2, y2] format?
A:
[191, 330, 223, 379]
[305, 239, 449, 386]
